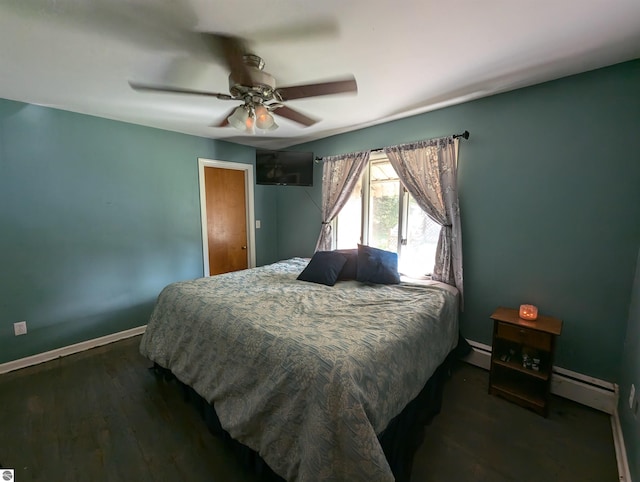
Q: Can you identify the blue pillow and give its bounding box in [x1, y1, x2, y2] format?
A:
[335, 249, 358, 280]
[297, 251, 348, 286]
[356, 244, 401, 284]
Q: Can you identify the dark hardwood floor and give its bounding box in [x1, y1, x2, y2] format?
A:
[412, 360, 619, 481]
[0, 336, 619, 481]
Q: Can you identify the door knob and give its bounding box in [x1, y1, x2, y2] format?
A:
[241, 246, 247, 250]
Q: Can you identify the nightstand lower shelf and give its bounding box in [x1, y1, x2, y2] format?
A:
[489, 382, 546, 415]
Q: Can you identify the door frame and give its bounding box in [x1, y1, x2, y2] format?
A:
[198, 158, 256, 276]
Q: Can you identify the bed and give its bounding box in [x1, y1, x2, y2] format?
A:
[140, 256, 462, 481]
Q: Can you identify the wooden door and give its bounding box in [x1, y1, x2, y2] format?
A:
[204, 166, 248, 275]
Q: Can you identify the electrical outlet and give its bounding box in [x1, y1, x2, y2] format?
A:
[14, 321, 27, 336]
[630, 384, 636, 410]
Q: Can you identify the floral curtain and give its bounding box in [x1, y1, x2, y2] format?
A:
[384, 137, 463, 305]
[315, 150, 370, 251]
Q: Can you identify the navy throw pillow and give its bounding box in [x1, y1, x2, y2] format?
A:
[297, 251, 348, 286]
[356, 244, 401, 284]
[335, 249, 358, 280]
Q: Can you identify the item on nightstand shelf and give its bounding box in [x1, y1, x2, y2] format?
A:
[519, 304, 538, 320]
[532, 357, 541, 371]
[521, 347, 539, 370]
[499, 348, 516, 363]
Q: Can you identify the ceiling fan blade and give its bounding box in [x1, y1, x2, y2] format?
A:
[129, 82, 234, 100]
[3, 0, 212, 59]
[201, 34, 253, 85]
[276, 76, 357, 101]
[273, 106, 319, 127]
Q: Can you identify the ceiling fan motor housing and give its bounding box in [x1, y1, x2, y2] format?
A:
[229, 55, 277, 100]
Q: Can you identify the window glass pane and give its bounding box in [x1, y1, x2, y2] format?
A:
[369, 160, 399, 252]
[398, 196, 440, 276]
[335, 157, 440, 278]
[335, 175, 362, 249]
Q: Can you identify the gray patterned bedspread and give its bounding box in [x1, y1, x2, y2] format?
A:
[140, 258, 459, 481]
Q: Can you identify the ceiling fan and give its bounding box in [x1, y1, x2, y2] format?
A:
[129, 34, 358, 133]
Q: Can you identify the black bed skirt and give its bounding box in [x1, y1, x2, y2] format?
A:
[150, 337, 470, 482]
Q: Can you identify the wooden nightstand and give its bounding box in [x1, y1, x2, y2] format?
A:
[488, 306, 562, 416]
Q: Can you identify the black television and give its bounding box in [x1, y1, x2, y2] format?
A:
[256, 149, 314, 186]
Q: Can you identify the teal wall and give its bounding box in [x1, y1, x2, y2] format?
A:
[286, 59, 640, 382]
[272, 161, 324, 258]
[619, 248, 640, 481]
[0, 100, 279, 364]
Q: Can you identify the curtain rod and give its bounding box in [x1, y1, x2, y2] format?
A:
[314, 130, 469, 162]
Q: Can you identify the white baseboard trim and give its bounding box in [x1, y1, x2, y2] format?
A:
[0, 325, 146, 375]
[551, 371, 617, 415]
[465, 340, 492, 370]
[464, 339, 630, 482]
[611, 407, 632, 482]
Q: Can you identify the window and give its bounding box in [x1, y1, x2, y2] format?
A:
[334, 153, 440, 277]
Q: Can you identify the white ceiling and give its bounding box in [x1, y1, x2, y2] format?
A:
[1, 0, 639, 150]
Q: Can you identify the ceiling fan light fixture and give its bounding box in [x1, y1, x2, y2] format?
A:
[245, 115, 256, 134]
[265, 118, 278, 131]
[255, 104, 276, 130]
[227, 105, 250, 131]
